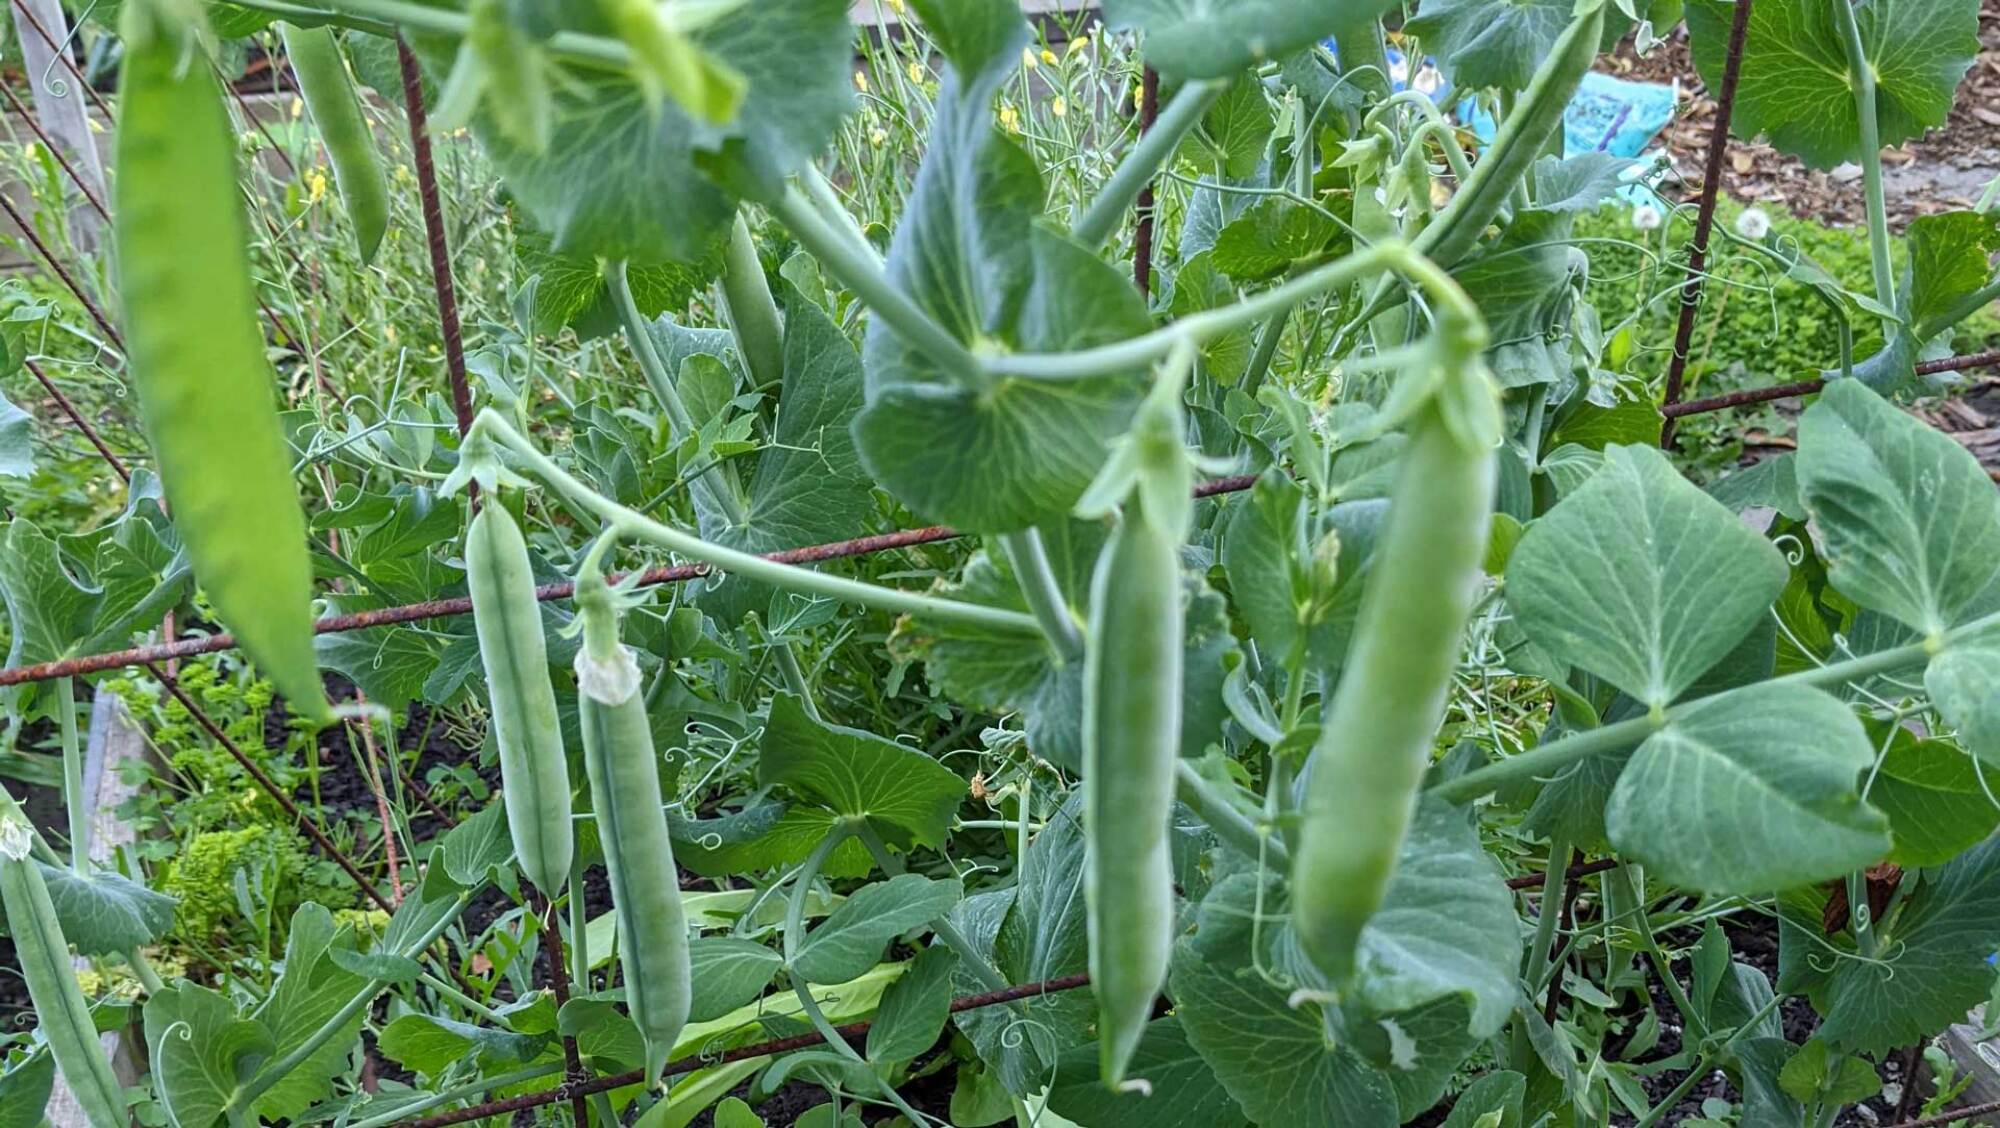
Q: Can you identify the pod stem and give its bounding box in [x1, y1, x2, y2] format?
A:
[574, 532, 624, 665]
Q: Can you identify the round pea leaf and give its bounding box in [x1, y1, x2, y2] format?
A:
[1606, 683, 1890, 894]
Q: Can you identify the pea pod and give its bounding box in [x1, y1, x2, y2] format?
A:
[115, 5, 328, 722]
[574, 550, 690, 1084]
[280, 24, 390, 263]
[1081, 369, 1192, 1091]
[1415, 1, 1605, 268]
[0, 793, 124, 1128]
[466, 502, 573, 898]
[1291, 380, 1497, 984]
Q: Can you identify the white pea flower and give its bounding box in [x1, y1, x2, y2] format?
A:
[1735, 207, 1772, 240]
[1632, 204, 1664, 231]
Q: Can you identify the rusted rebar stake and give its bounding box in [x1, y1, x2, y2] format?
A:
[1659, 0, 1756, 448]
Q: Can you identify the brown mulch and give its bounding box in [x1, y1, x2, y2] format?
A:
[1606, 0, 2000, 229]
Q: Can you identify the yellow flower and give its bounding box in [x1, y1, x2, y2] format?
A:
[853, 70, 869, 94]
[290, 97, 304, 120]
[384, 324, 398, 343]
[906, 61, 925, 84]
[869, 127, 888, 148]
[885, 0, 904, 12]
[999, 103, 1020, 133]
[1040, 49, 1058, 66]
[1022, 46, 1039, 70]
[305, 169, 329, 204]
[1067, 35, 1090, 56]
[1051, 96, 1067, 118]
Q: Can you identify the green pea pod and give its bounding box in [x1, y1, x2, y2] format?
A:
[116, 7, 329, 723]
[575, 564, 690, 1085]
[1080, 368, 1191, 1091]
[466, 503, 573, 898]
[280, 24, 390, 263]
[1416, 1, 1605, 268]
[1291, 388, 1497, 985]
[1083, 500, 1181, 1091]
[0, 795, 124, 1128]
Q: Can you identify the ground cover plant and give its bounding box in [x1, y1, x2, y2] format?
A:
[2, 0, 2000, 1125]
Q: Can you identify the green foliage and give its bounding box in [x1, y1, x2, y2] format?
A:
[158, 826, 353, 950]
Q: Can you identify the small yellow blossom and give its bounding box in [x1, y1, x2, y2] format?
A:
[1022, 46, 1039, 70]
[305, 168, 329, 204]
[1067, 35, 1090, 56]
[906, 61, 926, 84]
[854, 70, 869, 94]
[1051, 96, 1067, 118]
[999, 103, 1021, 133]
[869, 127, 888, 148]
[290, 97, 304, 119]
[1041, 49, 1058, 66]
[395, 164, 414, 185]
[885, 0, 904, 12]
[384, 324, 398, 343]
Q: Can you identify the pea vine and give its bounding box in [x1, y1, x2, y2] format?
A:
[2, 0, 1999, 1126]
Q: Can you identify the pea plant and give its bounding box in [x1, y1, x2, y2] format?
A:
[3, 0, 1999, 1125]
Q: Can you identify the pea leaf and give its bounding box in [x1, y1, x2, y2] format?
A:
[687, 937, 785, 1022]
[1906, 210, 2000, 332]
[1354, 798, 1521, 1038]
[1220, 472, 1387, 676]
[1817, 838, 2000, 1053]
[1452, 211, 1589, 389]
[0, 387, 30, 479]
[0, 1054, 53, 1128]
[792, 874, 963, 985]
[1440, 1070, 1526, 1128]
[1211, 197, 1341, 282]
[1706, 453, 1805, 521]
[757, 694, 967, 852]
[514, 224, 722, 337]
[856, 0, 1150, 533]
[1866, 726, 1999, 866]
[1687, 0, 1981, 169]
[423, 0, 854, 265]
[36, 863, 176, 956]
[1796, 378, 2000, 636]
[905, 532, 1236, 772]
[1103, 0, 1375, 79]
[671, 800, 873, 880]
[1406, 0, 1574, 90]
[1186, 75, 1276, 179]
[249, 905, 372, 1119]
[694, 289, 874, 624]
[1606, 683, 1890, 894]
[1047, 1017, 1247, 1128]
[1927, 640, 2000, 768]
[437, 801, 513, 888]
[1507, 443, 1788, 709]
[951, 797, 1094, 1093]
[376, 1014, 552, 1077]
[142, 981, 276, 1128]
[866, 943, 957, 1062]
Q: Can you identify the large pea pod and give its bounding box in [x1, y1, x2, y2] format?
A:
[575, 575, 689, 1085]
[1415, 1, 1605, 268]
[1083, 496, 1182, 1091]
[0, 796, 124, 1128]
[1291, 392, 1496, 984]
[280, 23, 390, 263]
[115, 6, 328, 722]
[466, 503, 573, 898]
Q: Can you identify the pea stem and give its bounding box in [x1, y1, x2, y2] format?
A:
[347, 1063, 566, 1128]
[854, 823, 1013, 995]
[229, 891, 473, 1117]
[1001, 529, 1083, 659]
[766, 185, 982, 381]
[284, 0, 629, 67]
[1174, 760, 1290, 867]
[56, 678, 87, 873]
[980, 239, 1485, 382]
[471, 410, 1042, 635]
[1831, 0, 1898, 327]
[782, 823, 932, 1126]
[1430, 608, 2000, 804]
[1070, 79, 1229, 250]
